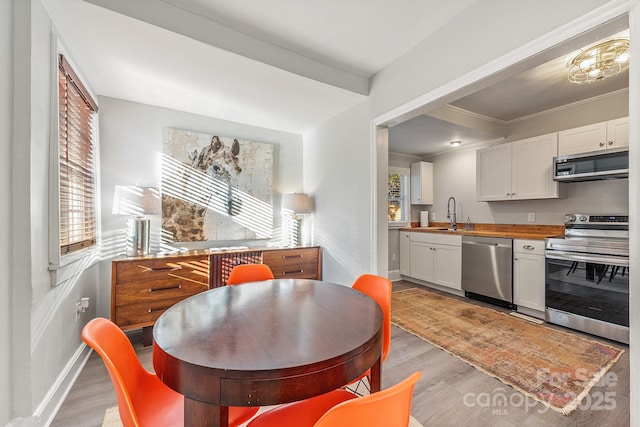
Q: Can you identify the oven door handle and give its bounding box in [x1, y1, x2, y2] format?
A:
[545, 251, 629, 267]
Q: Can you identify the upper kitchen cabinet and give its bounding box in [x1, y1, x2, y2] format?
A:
[410, 161, 433, 205]
[558, 117, 629, 156]
[477, 133, 564, 201]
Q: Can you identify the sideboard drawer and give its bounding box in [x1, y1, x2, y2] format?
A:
[115, 257, 210, 284]
[115, 280, 208, 306]
[263, 248, 320, 279]
[114, 298, 186, 329]
[111, 255, 210, 332]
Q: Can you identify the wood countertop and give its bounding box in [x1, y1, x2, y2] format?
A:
[400, 222, 564, 240]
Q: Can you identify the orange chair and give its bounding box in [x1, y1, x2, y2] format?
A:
[81, 318, 258, 427]
[247, 372, 421, 427]
[226, 263, 275, 285]
[348, 274, 392, 394]
[315, 372, 422, 427]
[246, 388, 357, 427]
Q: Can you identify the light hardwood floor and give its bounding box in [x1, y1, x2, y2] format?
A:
[52, 281, 629, 427]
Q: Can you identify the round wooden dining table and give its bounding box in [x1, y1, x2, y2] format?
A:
[153, 278, 383, 427]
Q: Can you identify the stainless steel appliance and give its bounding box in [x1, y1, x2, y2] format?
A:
[462, 236, 513, 307]
[545, 214, 629, 343]
[553, 147, 628, 182]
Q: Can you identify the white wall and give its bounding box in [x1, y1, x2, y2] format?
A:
[506, 90, 629, 143]
[304, 101, 373, 285]
[97, 97, 305, 317]
[6, 1, 102, 425]
[2, 0, 14, 424]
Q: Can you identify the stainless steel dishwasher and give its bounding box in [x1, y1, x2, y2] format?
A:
[461, 235, 513, 306]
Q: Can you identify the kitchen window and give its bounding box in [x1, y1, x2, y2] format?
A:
[388, 166, 410, 227]
[57, 54, 98, 255]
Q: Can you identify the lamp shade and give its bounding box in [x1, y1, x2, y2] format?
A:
[282, 193, 312, 214]
[112, 185, 161, 216]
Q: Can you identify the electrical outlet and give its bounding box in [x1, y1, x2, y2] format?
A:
[76, 297, 90, 321]
[528, 212, 536, 222]
[430, 212, 436, 221]
[392, 253, 397, 262]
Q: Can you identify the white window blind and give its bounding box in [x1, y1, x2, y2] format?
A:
[388, 167, 410, 226]
[58, 54, 98, 255]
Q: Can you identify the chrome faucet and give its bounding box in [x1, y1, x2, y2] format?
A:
[447, 196, 457, 230]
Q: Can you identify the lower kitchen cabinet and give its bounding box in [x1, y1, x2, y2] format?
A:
[402, 232, 462, 290]
[513, 239, 545, 313]
[399, 231, 411, 276]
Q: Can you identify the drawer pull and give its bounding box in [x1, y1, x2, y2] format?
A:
[282, 254, 304, 260]
[148, 284, 182, 292]
[147, 306, 171, 313]
[282, 270, 304, 275]
[139, 265, 183, 272]
[522, 245, 535, 250]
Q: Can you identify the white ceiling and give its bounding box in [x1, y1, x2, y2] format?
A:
[42, 0, 629, 152]
[42, 0, 478, 134]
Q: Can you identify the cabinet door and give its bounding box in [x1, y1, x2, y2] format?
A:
[558, 122, 607, 155]
[606, 117, 629, 150]
[399, 232, 411, 276]
[476, 144, 512, 201]
[511, 133, 560, 200]
[433, 244, 462, 290]
[409, 241, 434, 282]
[513, 252, 545, 311]
[410, 162, 433, 205]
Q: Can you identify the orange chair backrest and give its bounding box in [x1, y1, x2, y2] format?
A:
[81, 318, 149, 427]
[352, 274, 392, 362]
[314, 372, 421, 427]
[227, 263, 275, 285]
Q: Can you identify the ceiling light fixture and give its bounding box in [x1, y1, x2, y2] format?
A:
[450, 140, 462, 148]
[567, 38, 630, 84]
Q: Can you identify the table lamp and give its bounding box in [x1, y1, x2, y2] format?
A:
[282, 193, 312, 246]
[113, 185, 161, 256]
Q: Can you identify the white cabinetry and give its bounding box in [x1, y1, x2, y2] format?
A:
[513, 239, 545, 316]
[476, 133, 562, 201]
[558, 117, 629, 156]
[399, 231, 411, 276]
[403, 232, 462, 291]
[410, 161, 433, 205]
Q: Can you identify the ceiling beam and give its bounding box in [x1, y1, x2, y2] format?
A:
[82, 0, 369, 95]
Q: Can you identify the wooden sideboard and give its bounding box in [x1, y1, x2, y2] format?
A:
[111, 246, 322, 344]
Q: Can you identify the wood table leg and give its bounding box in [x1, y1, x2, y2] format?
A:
[184, 397, 229, 427]
[142, 325, 153, 347]
[369, 356, 382, 393]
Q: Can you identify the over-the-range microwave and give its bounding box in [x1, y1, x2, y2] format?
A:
[553, 147, 629, 182]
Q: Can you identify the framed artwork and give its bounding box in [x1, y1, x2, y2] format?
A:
[161, 128, 274, 242]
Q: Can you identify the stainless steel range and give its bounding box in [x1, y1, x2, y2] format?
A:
[545, 214, 629, 344]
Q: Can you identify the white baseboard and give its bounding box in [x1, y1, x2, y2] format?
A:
[388, 269, 401, 282]
[516, 305, 546, 320]
[33, 343, 92, 427]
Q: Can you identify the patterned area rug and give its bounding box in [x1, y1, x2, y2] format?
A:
[391, 288, 624, 415]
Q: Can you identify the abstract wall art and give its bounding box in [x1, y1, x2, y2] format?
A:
[161, 128, 274, 243]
